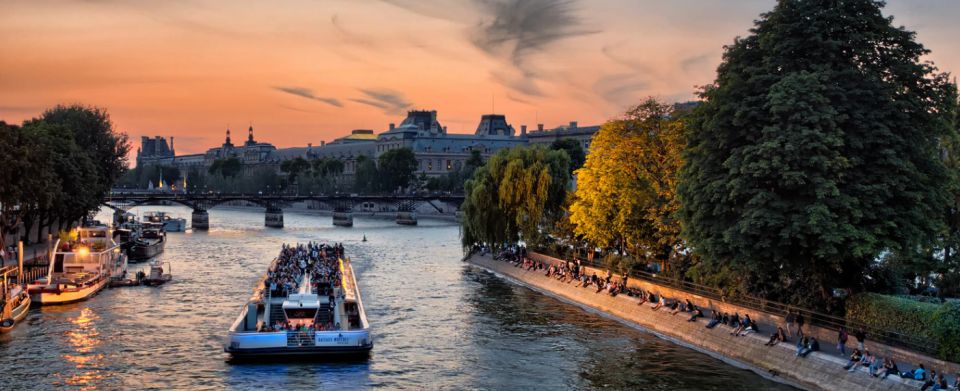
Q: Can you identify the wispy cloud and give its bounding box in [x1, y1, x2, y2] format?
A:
[593, 73, 650, 106]
[379, 0, 597, 97]
[350, 88, 412, 114]
[330, 14, 376, 48]
[469, 0, 598, 95]
[272, 86, 343, 108]
[680, 52, 716, 72]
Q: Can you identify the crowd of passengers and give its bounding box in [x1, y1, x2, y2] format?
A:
[257, 242, 347, 333]
[480, 244, 960, 390]
[264, 319, 341, 333]
[264, 242, 345, 298]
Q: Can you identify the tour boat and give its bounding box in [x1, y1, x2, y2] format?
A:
[128, 223, 165, 261]
[143, 211, 186, 232]
[28, 225, 127, 305]
[225, 245, 372, 359]
[0, 266, 31, 333]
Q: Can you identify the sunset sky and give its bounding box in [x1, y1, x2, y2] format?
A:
[2, 0, 959, 157]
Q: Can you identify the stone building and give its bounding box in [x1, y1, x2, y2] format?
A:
[135, 110, 600, 180]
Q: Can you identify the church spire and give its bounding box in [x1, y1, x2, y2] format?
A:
[246, 124, 256, 146]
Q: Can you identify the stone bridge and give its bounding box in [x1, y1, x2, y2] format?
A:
[102, 192, 464, 229]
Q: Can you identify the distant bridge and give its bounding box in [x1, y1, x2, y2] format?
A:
[103, 191, 465, 229]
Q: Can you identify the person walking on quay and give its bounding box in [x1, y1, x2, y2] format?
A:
[795, 311, 805, 338]
[854, 328, 866, 351]
[838, 326, 849, 356]
[785, 310, 797, 338]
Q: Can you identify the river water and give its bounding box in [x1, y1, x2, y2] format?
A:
[0, 206, 793, 390]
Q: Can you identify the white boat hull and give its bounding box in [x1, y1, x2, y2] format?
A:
[226, 329, 373, 358]
[28, 278, 108, 305]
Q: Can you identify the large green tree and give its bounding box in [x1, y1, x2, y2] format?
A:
[550, 138, 585, 175]
[461, 146, 570, 249]
[570, 98, 687, 274]
[378, 148, 419, 192]
[678, 0, 956, 309]
[40, 105, 129, 199]
[353, 155, 380, 194]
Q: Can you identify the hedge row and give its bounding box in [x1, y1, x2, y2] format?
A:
[846, 293, 960, 362]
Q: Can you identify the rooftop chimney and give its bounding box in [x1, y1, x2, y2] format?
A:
[569, 121, 577, 129]
[389, 123, 395, 130]
[537, 124, 544, 132]
[521, 125, 527, 137]
[321, 140, 326, 147]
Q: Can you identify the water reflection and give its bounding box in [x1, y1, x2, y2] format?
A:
[0, 206, 792, 390]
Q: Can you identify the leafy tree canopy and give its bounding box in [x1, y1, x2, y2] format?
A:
[570, 98, 687, 274]
[677, 0, 956, 309]
[461, 146, 570, 249]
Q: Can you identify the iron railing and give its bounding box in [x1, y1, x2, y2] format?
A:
[529, 248, 938, 357]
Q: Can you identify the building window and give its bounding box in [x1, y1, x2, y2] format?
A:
[428, 161, 433, 171]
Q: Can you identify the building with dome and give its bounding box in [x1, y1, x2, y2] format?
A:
[135, 110, 598, 180]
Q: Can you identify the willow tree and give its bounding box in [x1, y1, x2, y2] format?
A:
[678, 0, 955, 309]
[570, 98, 687, 273]
[461, 146, 570, 249]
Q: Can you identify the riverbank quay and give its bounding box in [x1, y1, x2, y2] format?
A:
[524, 252, 960, 376]
[467, 253, 943, 391]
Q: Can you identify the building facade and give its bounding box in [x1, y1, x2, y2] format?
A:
[136, 110, 600, 180]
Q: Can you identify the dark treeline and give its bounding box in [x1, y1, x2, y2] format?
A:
[0, 105, 129, 247]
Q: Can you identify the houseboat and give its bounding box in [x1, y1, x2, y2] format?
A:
[225, 243, 372, 359]
[0, 266, 30, 333]
[128, 223, 165, 261]
[28, 225, 127, 305]
[143, 211, 186, 232]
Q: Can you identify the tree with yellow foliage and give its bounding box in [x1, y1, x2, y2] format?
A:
[569, 98, 688, 274]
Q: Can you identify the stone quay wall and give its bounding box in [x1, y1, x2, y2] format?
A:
[469, 253, 935, 391]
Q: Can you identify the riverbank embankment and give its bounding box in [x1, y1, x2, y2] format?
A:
[467, 253, 939, 391]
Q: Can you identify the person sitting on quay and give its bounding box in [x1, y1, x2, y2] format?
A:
[796, 336, 820, 357]
[848, 350, 875, 373]
[668, 299, 682, 315]
[739, 319, 760, 336]
[731, 314, 751, 335]
[728, 313, 741, 330]
[706, 311, 722, 328]
[842, 348, 864, 370]
[765, 326, 787, 346]
[636, 290, 650, 306]
[687, 306, 704, 322]
[875, 357, 899, 379]
[900, 363, 927, 382]
[651, 296, 666, 311]
[920, 370, 941, 391]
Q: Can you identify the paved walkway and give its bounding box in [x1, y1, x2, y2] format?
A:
[1, 241, 52, 268]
